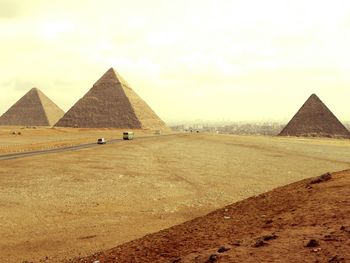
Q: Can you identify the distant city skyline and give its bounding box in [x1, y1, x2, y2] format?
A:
[1, 0, 350, 122]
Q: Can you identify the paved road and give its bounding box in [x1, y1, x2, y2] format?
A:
[0, 134, 178, 161]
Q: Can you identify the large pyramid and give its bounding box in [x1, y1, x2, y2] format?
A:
[0, 88, 65, 126]
[55, 68, 168, 130]
[279, 94, 350, 138]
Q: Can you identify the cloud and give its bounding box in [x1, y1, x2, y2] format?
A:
[0, 0, 21, 19]
[1, 0, 350, 121]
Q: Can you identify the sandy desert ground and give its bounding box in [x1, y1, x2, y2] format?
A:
[77, 170, 350, 263]
[0, 132, 350, 262]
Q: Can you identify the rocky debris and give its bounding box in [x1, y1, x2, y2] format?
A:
[72, 170, 350, 263]
[206, 254, 218, 262]
[262, 233, 278, 241]
[323, 234, 338, 242]
[217, 246, 230, 253]
[252, 238, 268, 248]
[12, 131, 22, 135]
[310, 172, 332, 184]
[306, 239, 320, 248]
[231, 240, 241, 246]
[328, 255, 345, 262]
[340, 226, 350, 234]
[265, 219, 273, 224]
[252, 233, 278, 248]
[171, 257, 181, 263]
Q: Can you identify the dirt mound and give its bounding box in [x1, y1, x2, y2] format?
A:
[72, 170, 350, 263]
[279, 94, 350, 138]
[55, 68, 168, 130]
[0, 88, 64, 126]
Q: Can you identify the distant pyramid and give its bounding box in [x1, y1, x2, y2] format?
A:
[55, 68, 168, 129]
[0, 88, 65, 126]
[279, 94, 350, 138]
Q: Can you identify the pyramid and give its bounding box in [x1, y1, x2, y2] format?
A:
[279, 94, 350, 138]
[55, 68, 168, 130]
[0, 88, 65, 126]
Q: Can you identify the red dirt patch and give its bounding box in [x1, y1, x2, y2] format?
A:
[70, 170, 350, 263]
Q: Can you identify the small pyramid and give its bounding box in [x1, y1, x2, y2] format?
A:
[279, 94, 350, 138]
[55, 68, 168, 130]
[0, 88, 65, 126]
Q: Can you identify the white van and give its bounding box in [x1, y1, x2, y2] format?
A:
[97, 138, 106, 144]
[123, 132, 134, 140]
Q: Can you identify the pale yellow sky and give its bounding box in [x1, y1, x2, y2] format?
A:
[0, 0, 350, 123]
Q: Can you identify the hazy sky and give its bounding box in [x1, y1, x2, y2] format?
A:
[1, 0, 350, 123]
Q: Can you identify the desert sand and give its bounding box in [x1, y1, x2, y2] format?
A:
[0, 132, 350, 262]
[77, 170, 350, 262]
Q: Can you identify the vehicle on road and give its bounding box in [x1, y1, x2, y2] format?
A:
[97, 138, 106, 144]
[123, 131, 134, 140]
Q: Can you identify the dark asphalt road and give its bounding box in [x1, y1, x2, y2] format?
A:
[0, 134, 178, 161]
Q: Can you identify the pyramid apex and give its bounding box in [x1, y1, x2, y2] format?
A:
[306, 93, 323, 104]
[29, 87, 46, 96]
[309, 93, 319, 98]
[94, 67, 118, 85]
[105, 67, 117, 75]
[94, 67, 130, 88]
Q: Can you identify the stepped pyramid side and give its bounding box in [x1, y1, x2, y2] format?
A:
[55, 68, 168, 130]
[114, 70, 169, 130]
[36, 89, 66, 126]
[122, 87, 168, 130]
[121, 80, 168, 130]
[279, 94, 350, 138]
[0, 88, 65, 126]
